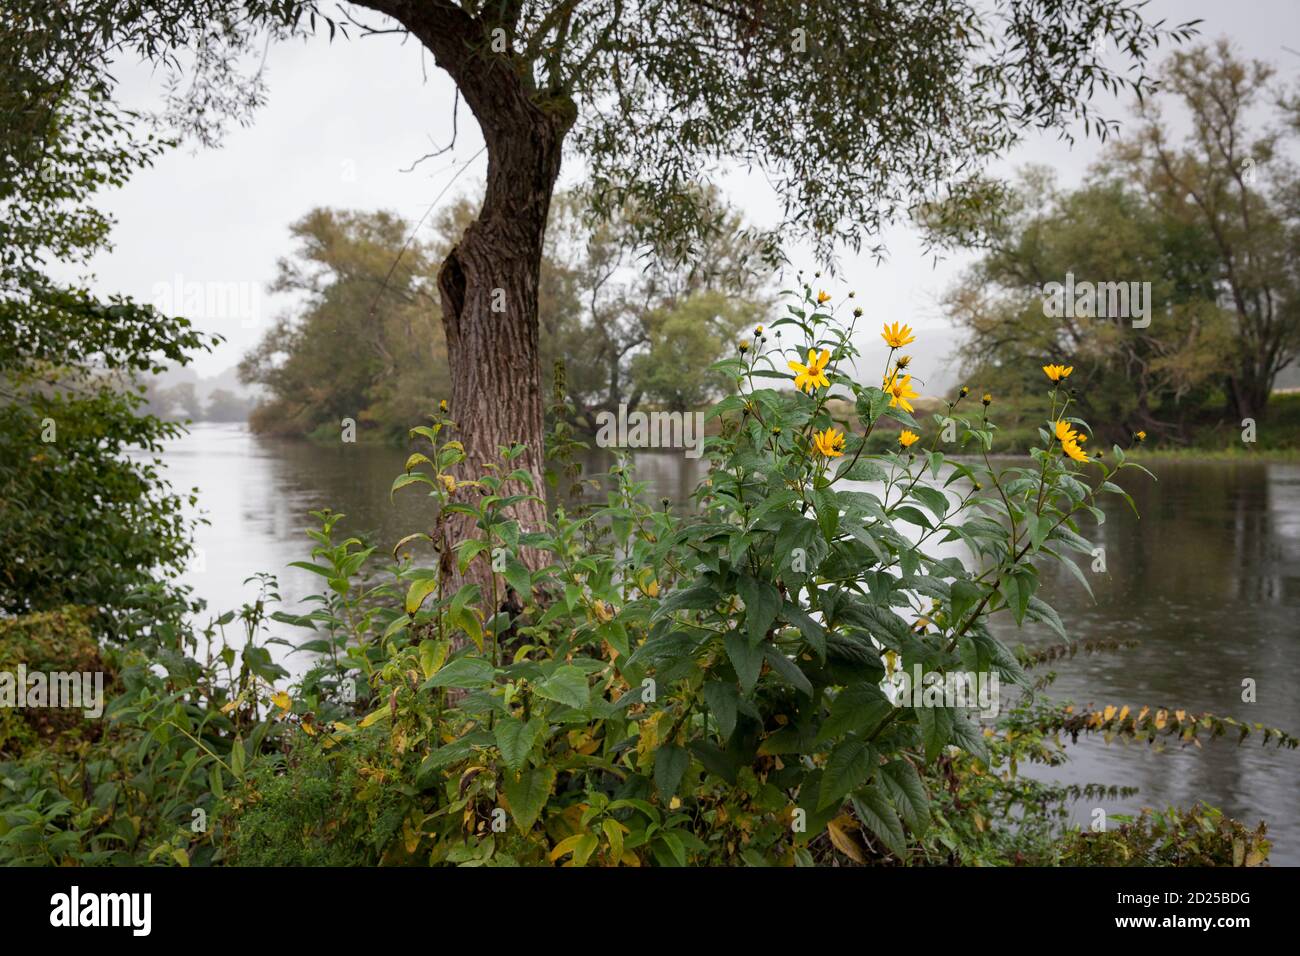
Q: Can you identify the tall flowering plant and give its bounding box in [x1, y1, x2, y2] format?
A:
[294, 280, 1154, 865]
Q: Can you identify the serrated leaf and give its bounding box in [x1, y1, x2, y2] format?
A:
[703, 682, 739, 739]
[852, 783, 908, 858]
[819, 737, 877, 810]
[654, 744, 689, 800]
[494, 716, 544, 771]
[820, 683, 894, 740]
[879, 759, 930, 836]
[738, 575, 780, 644]
[724, 631, 764, 694]
[501, 765, 555, 830]
[918, 705, 954, 763]
[421, 655, 494, 690]
[534, 665, 589, 710]
[504, 557, 531, 601]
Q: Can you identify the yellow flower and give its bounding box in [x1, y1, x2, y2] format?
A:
[788, 348, 831, 393]
[738, 339, 751, 353]
[881, 322, 917, 348]
[982, 393, 992, 406]
[438, 399, 448, 412]
[812, 427, 846, 458]
[1135, 430, 1147, 442]
[1042, 364, 1074, 383]
[1061, 437, 1089, 463]
[817, 290, 831, 304]
[1053, 420, 1078, 444]
[271, 691, 292, 711]
[898, 429, 920, 448]
[882, 371, 919, 414]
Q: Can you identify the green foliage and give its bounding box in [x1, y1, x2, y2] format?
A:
[239, 208, 450, 442]
[1057, 806, 1269, 867]
[542, 188, 770, 421]
[215, 283, 1240, 867]
[4, 284, 1292, 867]
[241, 190, 767, 440]
[0, 608, 106, 758]
[0, 583, 291, 866]
[935, 43, 1300, 438]
[0, 7, 219, 638]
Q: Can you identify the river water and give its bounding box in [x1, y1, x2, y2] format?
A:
[159, 423, 1300, 864]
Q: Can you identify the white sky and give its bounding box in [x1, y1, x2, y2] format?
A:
[78, 0, 1300, 394]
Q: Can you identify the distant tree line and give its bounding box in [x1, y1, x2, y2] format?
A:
[239, 187, 770, 442]
[928, 42, 1300, 444]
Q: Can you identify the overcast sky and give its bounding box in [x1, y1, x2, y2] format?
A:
[79, 0, 1300, 392]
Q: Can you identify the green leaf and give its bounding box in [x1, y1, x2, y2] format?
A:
[417, 731, 493, 781]
[879, 759, 929, 837]
[949, 710, 990, 762]
[835, 458, 888, 482]
[820, 682, 894, 740]
[852, 783, 908, 858]
[504, 557, 531, 601]
[819, 737, 876, 809]
[654, 744, 690, 800]
[534, 665, 589, 710]
[781, 603, 826, 659]
[949, 578, 982, 626]
[391, 472, 435, 497]
[501, 766, 556, 831]
[918, 705, 954, 764]
[418, 638, 449, 680]
[494, 716, 545, 771]
[856, 387, 892, 424]
[724, 631, 764, 694]
[764, 648, 813, 697]
[738, 574, 780, 644]
[1029, 513, 1056, 552]
[703, 681, 739, 739]
[421, 655, 494, 690]
[910, 486, 949, 520]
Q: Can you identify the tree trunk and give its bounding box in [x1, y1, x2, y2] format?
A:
[436, 102, 571, 598]
[1226, 372, 1271, 424]
[349, 0, 575, 599]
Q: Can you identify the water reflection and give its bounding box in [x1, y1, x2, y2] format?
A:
[158, 426, 1300, 864]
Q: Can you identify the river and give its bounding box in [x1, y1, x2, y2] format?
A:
[158, 423, 1300, 864]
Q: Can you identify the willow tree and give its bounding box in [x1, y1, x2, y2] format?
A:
[8, 0, 1197, 565]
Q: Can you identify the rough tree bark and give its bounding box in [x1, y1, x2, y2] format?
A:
[355, 1, 576, 591]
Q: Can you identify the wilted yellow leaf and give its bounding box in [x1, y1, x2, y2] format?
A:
[827, 815, 866, 863]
